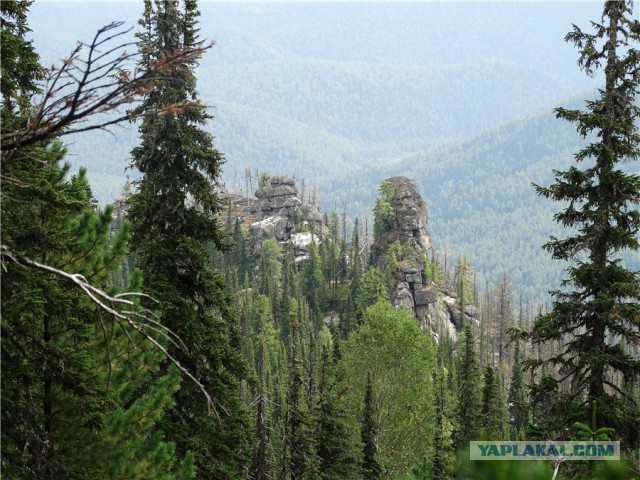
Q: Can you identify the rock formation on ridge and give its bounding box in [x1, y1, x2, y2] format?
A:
[248, 175, 327, 261]
[372, 176, 478, 342]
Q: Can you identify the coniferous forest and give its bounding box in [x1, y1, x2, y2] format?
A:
[1, 1, 639, 480]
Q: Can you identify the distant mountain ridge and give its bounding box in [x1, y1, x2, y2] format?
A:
[28, 2, 604, 203]
[25, 1, 637, 300]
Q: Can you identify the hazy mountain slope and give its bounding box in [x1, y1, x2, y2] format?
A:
[27, 2, 603, 205]
[330, 104, 639, 299]
[25, 1, 636, 299]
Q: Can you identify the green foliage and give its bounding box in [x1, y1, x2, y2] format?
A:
[361, 374, 382, 480]
[0, 2, 198, 477]
[316, 346, 361, 480]
[301, 241, 326, 324]
[257, 238, 282, 301]
[1, 141, 193, 478]
[452, 322, 482, 451]
[355, 266, 388, 322]
[373, 180, 395, 242]
[526, 0, 640, 448]
[507, 339, 530, 438]
[431, 367, 454, 480]
[455, 452, 553, 480]
[341, 301, 436, 478]
[571, 401, 615, 442]
[281, 304, 318, 479]
[480, 366, 508, 440]
[454, 256, 475, 307]
[127, 1, 251, 477]
[0, 0, 44, 117]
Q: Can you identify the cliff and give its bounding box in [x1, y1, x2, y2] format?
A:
[229, 175, 328, 262]
[223, 174, 476, 342]
[371, 176, 478, 342]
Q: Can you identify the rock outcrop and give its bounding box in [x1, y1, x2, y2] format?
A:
[373, 176, 478, 342]
[224, 173, 478, 342]
[248, 175, 327, 261]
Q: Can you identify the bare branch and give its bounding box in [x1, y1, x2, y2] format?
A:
[1, 21, 211, 154]
[1, 244, 216, 416]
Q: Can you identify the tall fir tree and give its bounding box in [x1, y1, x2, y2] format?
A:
[507, 339, 530, 439]
[361, 374, 382, 480]
[431, 367, 453, 480]
[480, 366, 508, 440]
[527, 0, 640, 447]
[302, 241, 326, 326]
[1, 2, 193, 477]
[355, 266, 388, 322]
[452, 322, 482, 451]
[315, 346, 361, 480]
[127, 1, 250, 477]
[281, 303, 317, 479]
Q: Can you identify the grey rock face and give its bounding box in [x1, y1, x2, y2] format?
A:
[385, 176, 431, 251]
[414, 285, 437, 306]
[372, 176, 479, 343]
[248, 175, 326, 261]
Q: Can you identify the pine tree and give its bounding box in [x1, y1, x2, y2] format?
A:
[127, 1, 250, 476]
[361, 374, 382, 480]
[281, 303, 317, 479]
[507, 339, 530, 438]
[480, 366, 508, 440]
[1, 142, 194, 479]
[1, 4, 192, 476]
[452, 322, 482, 451]
[527, 0, 640, 447]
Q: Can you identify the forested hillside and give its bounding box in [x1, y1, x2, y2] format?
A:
[3, 1, 639, 479]
[27, 1, 620, 297]
[29, 2, 603, 196]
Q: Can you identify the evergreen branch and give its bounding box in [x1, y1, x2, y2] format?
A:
[1, 244, 217, 417]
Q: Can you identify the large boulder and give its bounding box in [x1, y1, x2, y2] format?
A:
[414, 285, 437, 306]
[290, 232, 321, 261]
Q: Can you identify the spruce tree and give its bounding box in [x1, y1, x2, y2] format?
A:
[316, 346, 361, 480]
[127, 1, 250, 476]
[527, 0, 640, 446]
[507, 339, 530, 438]
[452, 322, 482, 451]
[0, 0, 43, 121]
[302, 241, 326, 325]
[355, 266, 388, 321]
[281, 304, 317, 479]
[431, 368, 453, 480]
[480, 366, 508, 440]
[361, 374, 382, 480]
